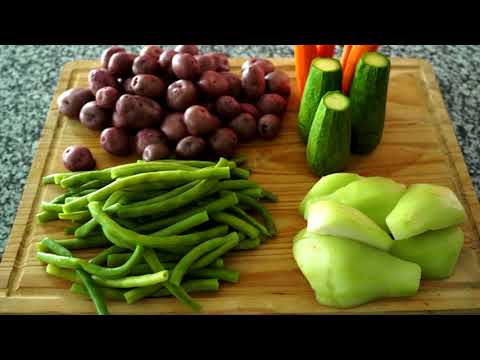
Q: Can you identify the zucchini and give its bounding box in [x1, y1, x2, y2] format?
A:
[306, 91, 351, 177]
[349, 52, 390, 154]
[297, 58, 342, 144]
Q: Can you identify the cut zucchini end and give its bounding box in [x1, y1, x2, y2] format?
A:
[323, 92, 350, 111]
[313, 57, 341, 72]
[363, 52, 389, 68]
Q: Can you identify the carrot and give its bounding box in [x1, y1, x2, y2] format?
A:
[316, 45, 335, 58]
[340, 45, 353, 69]
[341, 45, 380, 95]
[294, 45, 318, 95]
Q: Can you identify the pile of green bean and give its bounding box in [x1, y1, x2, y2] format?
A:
[36, 157, 277, 314]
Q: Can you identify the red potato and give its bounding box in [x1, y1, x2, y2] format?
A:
[265, 70, 291, 98]
[140, 45, 163, 59]
[114, 94, 163, 129]
[134, 128, 167, 156]
[208, 128, 238, 158]
[257, 93, 287, 116]
[175, 45, 199, 55]
[131, 74, 166, 98]
[198, 71, 230, 99]
[216, 96, 242, 120]
[195, 54, 217, 73]
[57, 88, 94, 119]
[240, 103, 260, 120]
[79, 101, 111, 130]
[108, 52, 136, 78]
[143, 143, 170, 161]
[176, 136, 207, 159]
[171, 53, 200, 80]
[222, 72, 242, 99]
[88, 69, 119, 95]
[184, 105, 219, 136]
[100, 127, 131, 156]
[228, 113, 257, 142]
[63, 145, 96, 171]
[96, 86, 120, 109]
[258, 114, 281, 139]
[166, 80, 198, 111]
[122, 78, 135, 94]
[209, 52, 230, 72]
[101, 46, 126, 69]
[241, 57, 275, 75]
[132, 55, 161, 75]
[158, 49, 177, 77]
[160, 113, 189, 144]
[241, 65, 266, 101]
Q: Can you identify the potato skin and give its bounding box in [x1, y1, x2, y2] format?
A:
[265, 70, 291, 98]
[216, 96, 242, 120]
[195, 54, 217, 73]
[114, 94, 163, 129]
[57, 88, 94, 119]
[228, 113, 257, 142]
[240, 103, 260, 120]
[198, 71, 230, 99]
[257, 93, 287, 116]
[158, 49, 177, 77]
[131, 74, 166, 99]
[258, 114, 281, 140]
[140, 45, 163, 59]
[175, 45, 199, 55]
[241, 65, 266, 101]
[132, 55, 161, 75]
[176, 136, 207, 159]
[143, 143, 170, 161]
[63, 145, 96, 171]
[184, 105, 219, 136]
[166, 80, 198, 111]
[100, 127, 131, 156]
[108, 52, 136, 78]
[222, 72, 242, 99]
[96, 86, 120, 109]
[79, 101, 111, 130]
[160, 113, 189, 144]
[101, 46, 126, 69]
[171, 53, 200, 80]
[241, 57, 275, 75]
[88, 69, 119, 95]
[134, 128, 167, 156]
[208, 128, 238, 158]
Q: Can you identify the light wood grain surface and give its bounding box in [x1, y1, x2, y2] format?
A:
[0, 58, 479, 314]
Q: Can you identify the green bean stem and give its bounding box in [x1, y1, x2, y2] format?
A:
[39, 238, 73, 257]
[46, 264, 79, 282]
[58, 210, 91, 222]
[36, 211, 59, 224]
[60, 169, 112, 189]
[231, 167, 250, 179]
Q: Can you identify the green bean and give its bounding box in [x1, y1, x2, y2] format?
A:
[151, 279, 220, 297]
[190, 233, 239, 270]
[55, 234, 110, 250]
[211, 212, 259, 239]
[39, 238, 73, 257]
[87, 167, 230, 203]
[64, 226, 78, 235]
[58, 210, 91, 222]
[42, 203, 66, 213]
[107, 252, 181, 267]
[188, 268, 240, 283]
[64, 197, 79, 204]
[135, 192, 238, 234]
[218, 179, 259, 190]
[229, 206, 270, 237]
[76, 268, 110, 315]
[36, 211, 59, 224]
[89, 246, 126, 265]
[260, 189, 278, 202]
[212, 258, 224, 268]
[114, 180, 201, 212]
[231, 167, 250, 179]
[72, 189, 98, 197]
[77, 179, 112, 191]
[74, 218, 99, 238]
[70, 283, 126, 302]
[130, 263, 152, 276]
[239, 188, 263, 199]
[50, 192, 72, 204]
[92, 270, 169, 288]
[131, 258, 224, 275]
[234, 237, 261, 250]
[117, 190, 168, 205]
[90, 202, 231, 253]
[235, 192, 277, 236]
[123, 181, 187, 193]
[42, 174, 58, 185]
[103, 190, 124, 210]
[111, 217, 139, 230]
[37, 252, 81, 269]
[46, 264, 80, 282]
[170, 235, 230, 286]
[151, 211, 209, 236]
[116, 179, 219, 218]
[80, 245, 144, 279]
[151, 159, 237, 169]
[60, 169, 112, 189]
[110, 162, 197, 178]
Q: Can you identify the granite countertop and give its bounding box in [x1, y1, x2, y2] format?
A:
[0, 45, 479, 256]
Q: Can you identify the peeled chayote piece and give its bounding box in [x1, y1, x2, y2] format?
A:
[325, 176, 406, 232]
[293, 230, 421, 309]
[386, 184, 465, 240]
[307, 200, 394, 251]
[390, 226, 464, 279]
[300, 172, 363, 218]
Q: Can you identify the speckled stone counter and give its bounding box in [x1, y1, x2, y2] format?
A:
[0, 45, 478, 255]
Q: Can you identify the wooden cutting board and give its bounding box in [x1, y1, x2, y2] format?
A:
[0, 58, 479, 314]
